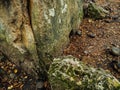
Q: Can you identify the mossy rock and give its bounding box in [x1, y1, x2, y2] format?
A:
[31, 0, 83, 65]
[85, 2, 109, 19]
[48, 55, 120, 90]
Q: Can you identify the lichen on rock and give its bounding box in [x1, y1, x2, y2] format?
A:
[31, 0, 83, 66]
[0, 0, 83, 80]
[48, 55, 120, 90]
[84, 2, 109, 19]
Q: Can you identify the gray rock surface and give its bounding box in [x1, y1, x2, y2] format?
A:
[30, 0, 83, 65]
[111, 46, 120, 56]
[0, 0, 83, 77]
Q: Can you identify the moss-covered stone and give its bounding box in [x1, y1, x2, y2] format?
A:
[0, 0, 83, 79]
[30, 0, 83, 66]
[85, 2, 109, 19]
[0, 0, 39, 77]
[48, 55, 120, 90]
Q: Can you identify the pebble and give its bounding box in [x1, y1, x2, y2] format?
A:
[9, 73, 15, 79]
[8, 85, 13, 90]
[87, 32, 96, 38]
[76, 30, 82, 36]
[84, 51, 89, 54]
[112, 15, 119, 20]
[88, 19, 93, 23]
[69, 29, 82, 36]
[14, 69, 18, 74]
[111, 46, 120, 56]
[36, 81, 44, 89]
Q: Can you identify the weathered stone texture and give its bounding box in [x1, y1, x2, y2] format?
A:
[0, 0, 83, 77]
[0, 0, 38, 77]
[30, 0, 83, 65]
[49, 55, 120, 90]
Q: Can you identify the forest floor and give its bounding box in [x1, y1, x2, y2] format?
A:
[0, 0, 120, 90]
[64, 0, 120, 80]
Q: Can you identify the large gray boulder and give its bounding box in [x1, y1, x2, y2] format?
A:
[30, 0, 83, 65]
[0, 0, 83, 78]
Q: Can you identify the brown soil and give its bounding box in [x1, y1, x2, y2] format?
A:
[64, 0, 120, 80]
[0, 0, 119, 90]
[0, 51, 50, 90]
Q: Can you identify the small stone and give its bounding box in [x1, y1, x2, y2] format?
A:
[69, 29, 82, 37]
[111, 46, 120, 56]
[9, 73, 15, 79]
[14, 69, 18, 74]
[112, 15, 119, 20]
[84, 51, 88, 54]
[36, 82, 44, 88]
[36, 81, 44, 89]
[88, 19, 92, 23]
[87, 32, 96, 38]
[8, 85, 13, 90]
[76, 30, 82, 36]
[24, 76, 28, 79]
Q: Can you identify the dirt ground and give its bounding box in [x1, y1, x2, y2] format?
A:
[64, 0, 120, 80]
[0, 0, 120, 90]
